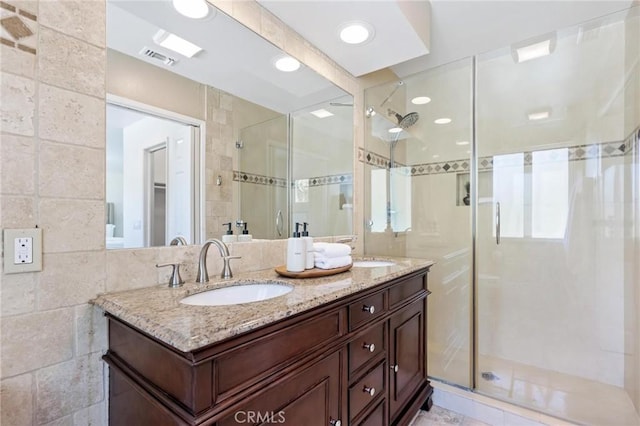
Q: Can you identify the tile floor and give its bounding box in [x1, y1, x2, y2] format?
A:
[410, 406, 490, 426]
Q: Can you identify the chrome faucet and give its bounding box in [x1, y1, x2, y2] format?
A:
[196, 238, 241, 282]
[170, 236, 188, 246]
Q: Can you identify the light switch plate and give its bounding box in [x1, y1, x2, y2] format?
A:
[3, 228, 42, 274]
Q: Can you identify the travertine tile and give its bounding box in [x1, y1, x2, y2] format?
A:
[209, 0, 232, 17]
[1, 309, 74, 377]
[0, 72, 35, 135]
[39, 142, 104, 199]
[229, 240, 264, 272]
[231, 0, 261, 34]
[38, 84, 105, 149]
[155, 245, 201, 285]
[35, 352, 104, 424]
[72, 401, 106, 426]
[74, 304, 107, 357]
[38, 0, 105, 48]
[38, 27, 105, 98]
[219, 92, 233, 111]
[0, 0, 38, 78]
[0, 43, 36, 78]
[283, 29, 306, 64]
[4, 0, 38, 15]
[262, 239, 287, 268]
[1, 373, 33, 426]
[105, 248, 159, 292]
[39, 199, 104, 253]
[42, 415, 73, 426]
[0, 195, 35, 228]
[260, 9, 285, 50]
[0, 134, 34, 194]
[38, 251, 106, 310]
[0, 271, 36, 316]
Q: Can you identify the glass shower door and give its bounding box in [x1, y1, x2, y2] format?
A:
[475, 8, 639, 424]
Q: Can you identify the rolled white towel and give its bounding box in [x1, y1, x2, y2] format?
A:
[315, 255, 352, 270]
[313, 242, 351, 258]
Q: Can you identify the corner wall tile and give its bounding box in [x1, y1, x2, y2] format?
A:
[38, 0, 105, 48]
[72, 401, 106, 426]
[39, 84, 105, 149]
[105, 248, 159, 292]
[38, 251, 106, 310]
[38, 27, 105, 98]
[0, 373, 33, 426]
[39, 199, 104, 253]
[0, 43, 36, 78]
[1, 309, 74, 377]
[35, 352, 104, 424]
[0, 72, 35, 135]
[74, 304, 107, 357]
[0, 195, 35, 228]
[39, 142, 104, 199]
[0, 271, 36, 316]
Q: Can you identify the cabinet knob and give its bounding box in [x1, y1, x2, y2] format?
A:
[362, 305, 375, 314]
[391, 364, 399, 373]
[363, 386, 376, 396]
[330, 420, 342, 426]
[362, 343, 375, 352]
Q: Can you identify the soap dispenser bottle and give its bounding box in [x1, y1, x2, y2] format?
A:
[222, 222, 237, 243]
[286, 223, 305, 272]
[301, 222, 314, 269]
[238, 222, 252, 242]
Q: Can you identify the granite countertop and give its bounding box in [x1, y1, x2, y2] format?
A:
[92, 257, 434, 353]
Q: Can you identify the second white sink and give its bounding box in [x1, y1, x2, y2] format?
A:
[180, 282, 293, 306]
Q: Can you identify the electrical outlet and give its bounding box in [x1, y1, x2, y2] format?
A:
[3, 228, 42, 273]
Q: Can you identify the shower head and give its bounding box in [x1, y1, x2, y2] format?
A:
[387, 108, 419, 129]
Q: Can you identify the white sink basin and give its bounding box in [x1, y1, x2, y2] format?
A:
[352, 260, 396, 268]
[180, 282, 293, 306]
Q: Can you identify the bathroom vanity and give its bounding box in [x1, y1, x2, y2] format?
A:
[94, 259, 434, 425]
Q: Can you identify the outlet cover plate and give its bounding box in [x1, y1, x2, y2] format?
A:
[3, 228, 42, 273]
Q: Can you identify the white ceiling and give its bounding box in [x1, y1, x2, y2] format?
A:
[257, 0, 431, 77]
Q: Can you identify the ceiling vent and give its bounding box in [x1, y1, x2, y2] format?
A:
[139, 47, 177, 66]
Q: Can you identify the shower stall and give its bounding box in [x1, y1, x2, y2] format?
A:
[363, 7, 639, 425]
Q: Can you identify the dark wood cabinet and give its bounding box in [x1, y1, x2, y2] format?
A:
[103, 268, 432, 426]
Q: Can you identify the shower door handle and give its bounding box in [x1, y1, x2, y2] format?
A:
[495, 202, 501, 245]
[276, 209, 284, 237]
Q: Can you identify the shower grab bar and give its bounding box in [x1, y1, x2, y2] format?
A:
[496, 202, 501, 245]
[276, 210, 283, 237]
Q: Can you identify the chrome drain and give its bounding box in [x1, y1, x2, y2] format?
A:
[481, 371, 499, 381]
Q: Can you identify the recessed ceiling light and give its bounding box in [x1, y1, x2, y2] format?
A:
[528, 110, 550, 121]
[153, 30, 202, 58]
[411, 96, 431, 105]
[310, 109, 334, 118]
[516, 39, 552, 63]
[274, 56, 300, 72]
[172, 0, 210, 19]
[434, 118, 452, 124]
[456, 141, 469, 146]
[432, 154, 440, 159]
[388, 127, 403, 134]
[339, 21, 374, 45]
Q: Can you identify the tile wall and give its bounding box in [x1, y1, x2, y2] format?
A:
[0, 0, 361, 424]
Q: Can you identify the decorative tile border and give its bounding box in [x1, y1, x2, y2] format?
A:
[360, 129, 639, 177]
[0, 1, 37, 55]
[233, 171, 287, 187]
[234, 171, 353, 188]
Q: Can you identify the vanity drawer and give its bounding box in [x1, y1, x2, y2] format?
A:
[349, 291, 385, 330]
[355, 399, 386, 426]
[215, 309, 344, 400]
[349, 361, 386, 420]
[388, 275, 425, 309]
[349, 324, 385, 375]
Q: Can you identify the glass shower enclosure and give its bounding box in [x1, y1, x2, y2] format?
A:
[364, 6, 639, 425]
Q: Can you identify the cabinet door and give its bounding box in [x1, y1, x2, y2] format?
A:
[388, 298, 425, 419]
[217, 350, 345, 426]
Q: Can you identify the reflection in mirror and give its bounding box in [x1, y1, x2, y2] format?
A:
[106, 0, 353, 248]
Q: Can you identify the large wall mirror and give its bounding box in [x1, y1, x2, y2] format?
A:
[106, 0, 354, 249]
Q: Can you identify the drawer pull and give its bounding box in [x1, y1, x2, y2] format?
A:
[362, 343, 375, 353]
[330, 420, 342, 426]
[363, 386, 376, 396]
[391, 364, 399, 373]
[362, 305, 375, 314]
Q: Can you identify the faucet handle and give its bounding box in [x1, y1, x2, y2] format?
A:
[221, 255, 242, 279]
[156, 263, 184, 288]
